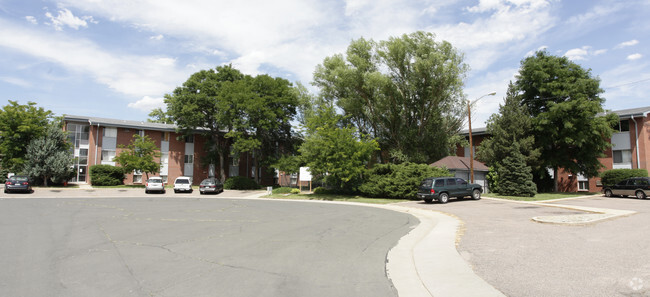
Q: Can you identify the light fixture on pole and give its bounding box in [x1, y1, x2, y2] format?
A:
[468, 92, 496, 183]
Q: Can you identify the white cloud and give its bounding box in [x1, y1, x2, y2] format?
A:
[25, 16, 38, 24]
[594, 49, 607, 55]
[564, 46, 590, 60]
[127, 96, 165, 112]
[45, 7, 96, 31]
[567, 3, 625, 26]
[434, 0, 556, 71]
[464, 67, 519, 128]
[149, 34, 163, 40]
[0, 76, 32, 88]
[627, 53, 643, 60]
[0, 18, 188, 98]
[616, 39, 639, 49]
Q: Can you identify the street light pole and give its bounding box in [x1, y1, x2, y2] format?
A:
[468, 92, 496, 183]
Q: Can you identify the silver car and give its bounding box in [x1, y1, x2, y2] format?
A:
[145, 177, 165, 194]
[173, 176, 193, 193]
[199, 178, 224, 195]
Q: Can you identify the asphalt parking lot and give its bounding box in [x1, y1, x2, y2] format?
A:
[400, 195, 650, 297]
[0, 197, 417, 297]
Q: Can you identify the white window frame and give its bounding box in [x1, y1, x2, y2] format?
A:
[133, 170, 143, 183]
[101, 150, 116, 162]
[103, 127, 117, 137]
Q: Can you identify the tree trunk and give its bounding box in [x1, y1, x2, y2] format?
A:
[219, 151, 226, 183]
[44, 175, 49, 187]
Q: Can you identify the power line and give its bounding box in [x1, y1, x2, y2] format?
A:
[603, 78, 650, 89]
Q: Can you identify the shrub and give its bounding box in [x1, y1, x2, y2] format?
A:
[89, 165, 125, 186]
[290, 188, 301, 194]
[224, 176, 260, 190]
[600, 169, 648, 185]
[313, 187, 336, 194]
[272, 187, 294, 194]
[359, 162, 452, 199]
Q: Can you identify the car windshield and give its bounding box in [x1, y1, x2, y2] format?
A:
[148, 178, 162, 183]
[175, 179, 190, 184]
[201, 179, 214, 185]
[12, 176, 29, 182]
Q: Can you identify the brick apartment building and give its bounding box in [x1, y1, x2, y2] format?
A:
[458, 106, 650, 192]
[63, 115, 275, 186]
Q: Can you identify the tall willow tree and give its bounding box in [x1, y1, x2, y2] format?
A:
[313, 31, 468, 164]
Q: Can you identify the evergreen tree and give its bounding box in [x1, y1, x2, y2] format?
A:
[23, 121, 75, 186]
[498, 143, 537, 197]
[477, 82, 539, 168]
[514, 50, 617, 191]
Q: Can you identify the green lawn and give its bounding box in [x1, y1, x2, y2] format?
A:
[484, 192, 599, 201]
[264, 193, 406, 204]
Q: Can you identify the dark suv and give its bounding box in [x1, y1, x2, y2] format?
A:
[418, 177, 482, 203]
[602, 177, 649, 199]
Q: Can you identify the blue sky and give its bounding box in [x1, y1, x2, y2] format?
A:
[0, 0, 648, 128]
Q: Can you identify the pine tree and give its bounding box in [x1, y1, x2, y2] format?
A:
[498, 143, 537, 197]
[23, 121, 75, 186]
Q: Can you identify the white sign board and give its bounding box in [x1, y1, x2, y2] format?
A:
[299, 167, 312, 181]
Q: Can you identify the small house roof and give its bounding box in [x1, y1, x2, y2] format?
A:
[430, 156, 489, 172]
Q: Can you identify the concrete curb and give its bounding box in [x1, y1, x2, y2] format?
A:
[483, 196, 637, 225]
[382, 205, 506, 297]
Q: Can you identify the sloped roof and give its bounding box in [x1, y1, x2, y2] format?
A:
[600, 106, 650, 118]
[430, 156, 489, 172]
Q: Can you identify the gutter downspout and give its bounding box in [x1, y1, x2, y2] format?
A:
[94, 122, 100, 166]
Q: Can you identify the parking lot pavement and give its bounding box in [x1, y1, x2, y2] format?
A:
[398, 196, 650, 297]
[0, 187, 267, 199]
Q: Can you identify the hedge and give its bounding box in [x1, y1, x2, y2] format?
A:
[600, 169, 648, 185]
[359, 162, 452, 199]
[89, 164, 125, 186]
[224, 176, 260, 190]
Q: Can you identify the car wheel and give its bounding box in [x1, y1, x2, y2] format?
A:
[174, 190, 178, 193]
[636, 191, 647, 199]
[438, 193, 449, 204]
[4, 188, 8, 193]
[472, 189, 481, 200]
[423, 198, 433, 203]
[604, 189, 613, 197]
[145, 190, 149, 194]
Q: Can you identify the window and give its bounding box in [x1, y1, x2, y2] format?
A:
[446, 178, 456, 186]
[161, 152, 169, 165]
[614, 120, 630, 132]
[578, 181, 589, 191]
[161, 175, 168, 183]
[184, 154, 194, 164]
[101, 150, 116, 162]
[185, 135, 194, 143]
[434, 179, 444, 187]
[137, 130, 145, 137]
[456, 178, 467, 185]
[133, 171, 142, 183]
[577, 173, 589, 191]
[103, 127, 117, 137]
[613, 150, 632, 164]
[635, 179, 649, 186]
[162, 132, 170, 141]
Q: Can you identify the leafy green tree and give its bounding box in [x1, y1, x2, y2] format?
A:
[164, 65, 243, 181]
[514, 51, 618, 191]
[227, 74, 298, 183]
[497, 143, 537, 197]
[0, 101, 52, 177]
[298, 106, 379, 192]
[23, 121, 75, 186]
[313, 31, 468, 164]
[147, 108, 173, 124]
[113, 135, 161, 180]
